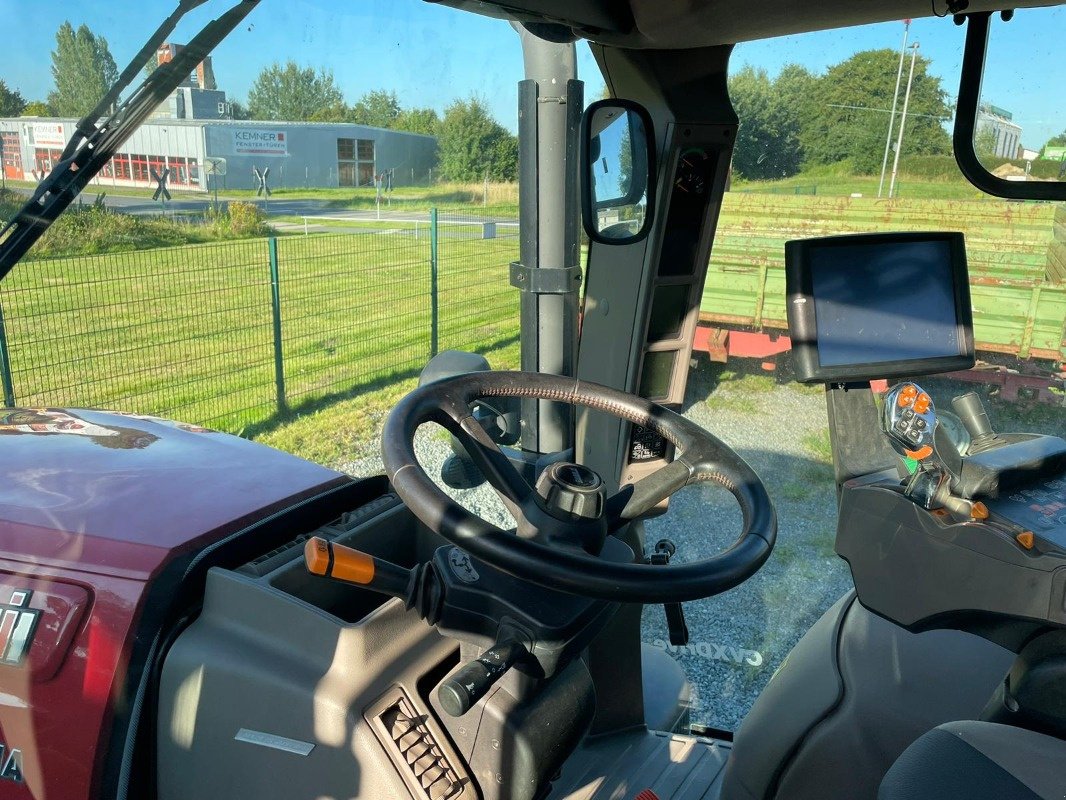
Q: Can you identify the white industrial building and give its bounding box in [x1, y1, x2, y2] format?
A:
[0, 117, 438, 192]
[975, 103, 1023, 160]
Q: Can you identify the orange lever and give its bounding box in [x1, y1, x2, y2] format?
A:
[304, 536, 416, 601]
[304, 536, 376, 585]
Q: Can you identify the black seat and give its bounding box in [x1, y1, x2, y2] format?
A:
[879, 720, 1066, 800]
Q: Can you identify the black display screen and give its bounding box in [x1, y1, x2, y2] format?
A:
[785, 232, 975, 383]
[811, 239, 959, 366]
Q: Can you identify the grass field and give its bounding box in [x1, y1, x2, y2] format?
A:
[729, 173, 988, 200]
[0, 227, 520, 433]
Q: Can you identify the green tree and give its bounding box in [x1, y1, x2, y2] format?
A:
[0, 80, 26, 117]
[307, 101, 350, 123]
[48, 22, 119, 117]
[975, 126, 999, 158]
[350, 90, 401, 129]
[800, 49, 951, 173]
[227, 100, 250, 120]
[20, 100, 53, 117]
[247, 61, 343, 121]
[393, 107, 439, 136]
[728, 66, 804, 180]
[1042, 129, 1066, 155]
[437, 97, 517, 181]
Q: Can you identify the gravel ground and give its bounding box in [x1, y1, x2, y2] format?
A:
[337, 360, 1062, 732]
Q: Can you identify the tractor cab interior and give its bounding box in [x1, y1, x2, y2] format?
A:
[151, 3, 1065, 799]
[1, 1, 1064, 800]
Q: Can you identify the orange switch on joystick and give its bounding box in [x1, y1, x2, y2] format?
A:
[897, 384, 918, 407]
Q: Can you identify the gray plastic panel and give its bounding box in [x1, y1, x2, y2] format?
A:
[156, 502, 472, 800]
[157, 568, 468, 800]
[836, 482, 1066, 641]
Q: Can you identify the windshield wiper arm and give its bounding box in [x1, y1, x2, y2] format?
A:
[61, 0, 212, 163]
[0, 0, 259, 279]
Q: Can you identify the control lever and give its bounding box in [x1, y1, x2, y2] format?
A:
[304, 536, 445, 623]
[437, 639, 529, 717]
[952, 391, 1003, 455]
[649, 539, 689, 646]
[881, 383, 988, 521]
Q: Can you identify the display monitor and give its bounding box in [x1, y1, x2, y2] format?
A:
[785, 232, 975, 383]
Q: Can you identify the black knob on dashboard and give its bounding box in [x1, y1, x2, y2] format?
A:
[535, 462, 606, 521]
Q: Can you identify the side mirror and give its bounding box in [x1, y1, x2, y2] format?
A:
[581, 99, 656, 245]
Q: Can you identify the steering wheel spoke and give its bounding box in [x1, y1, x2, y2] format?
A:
[605, 458, 693, 533]
[439, 404, 536, 513]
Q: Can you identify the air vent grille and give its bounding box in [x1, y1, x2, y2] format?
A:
[368, 690, 466, 799]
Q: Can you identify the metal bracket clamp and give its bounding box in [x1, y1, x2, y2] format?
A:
[509, 261, 582, 294]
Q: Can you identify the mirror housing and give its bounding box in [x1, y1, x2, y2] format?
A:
[580, 99, 656, 245]
[954, 11, 1066, 201]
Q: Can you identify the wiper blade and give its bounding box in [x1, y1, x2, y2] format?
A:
[0, 0, 259, 279]
[60, 0, 212, 163]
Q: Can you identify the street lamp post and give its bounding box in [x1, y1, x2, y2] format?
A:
[878, 19, 911, 198]
[888, 42, 920, 199]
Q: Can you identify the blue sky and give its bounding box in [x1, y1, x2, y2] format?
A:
[1, 0, 1062, 146]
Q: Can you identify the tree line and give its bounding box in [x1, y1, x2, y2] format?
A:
[728, 49, 955, 180]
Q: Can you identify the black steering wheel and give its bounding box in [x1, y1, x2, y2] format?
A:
[383, 371, 776, 604]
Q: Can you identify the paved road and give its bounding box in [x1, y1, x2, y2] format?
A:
[9, 185, 516, 224]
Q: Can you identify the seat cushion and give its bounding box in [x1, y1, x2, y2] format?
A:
[879, 721, 1066, 800]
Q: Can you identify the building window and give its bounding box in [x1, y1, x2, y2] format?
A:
[130, 154, 150, 183]
[1, 131, 22, 179]
[147, 155, 167, 182]
[336, 137, 376, 187]
[112, 154, 131, 180]
[34, 148, 63, 176]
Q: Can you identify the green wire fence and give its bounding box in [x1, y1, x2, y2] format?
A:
[0, 210, 520, 432]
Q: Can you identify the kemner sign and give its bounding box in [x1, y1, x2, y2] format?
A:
[231, 129, 288, 156]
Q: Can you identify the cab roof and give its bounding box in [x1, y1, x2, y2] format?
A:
[439, 0, 1058, 48]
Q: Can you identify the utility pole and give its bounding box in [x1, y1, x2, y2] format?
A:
[878, 19, 911, 198]
[888, 42, 920, 199]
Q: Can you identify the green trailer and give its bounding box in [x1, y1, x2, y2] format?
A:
[697, 194, 1066, 399]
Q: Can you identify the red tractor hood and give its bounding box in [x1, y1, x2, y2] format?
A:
[0, 409, 353, 798]
[0, 408, 347, 580]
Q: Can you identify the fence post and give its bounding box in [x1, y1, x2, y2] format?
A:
[0, 300, 15, 408]
[430, 208, 439, 358]
[268, 237, 287, 412]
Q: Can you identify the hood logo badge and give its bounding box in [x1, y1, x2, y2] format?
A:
[0, 741, 23, 784]
[0, 590, 41, 667]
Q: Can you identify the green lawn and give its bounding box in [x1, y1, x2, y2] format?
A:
[0, 228, 520, 433]
[730, 173, 989, 200]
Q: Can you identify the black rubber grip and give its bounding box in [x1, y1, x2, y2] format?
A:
[952, 392, 994, 440]
[437, 641, 525, 717]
